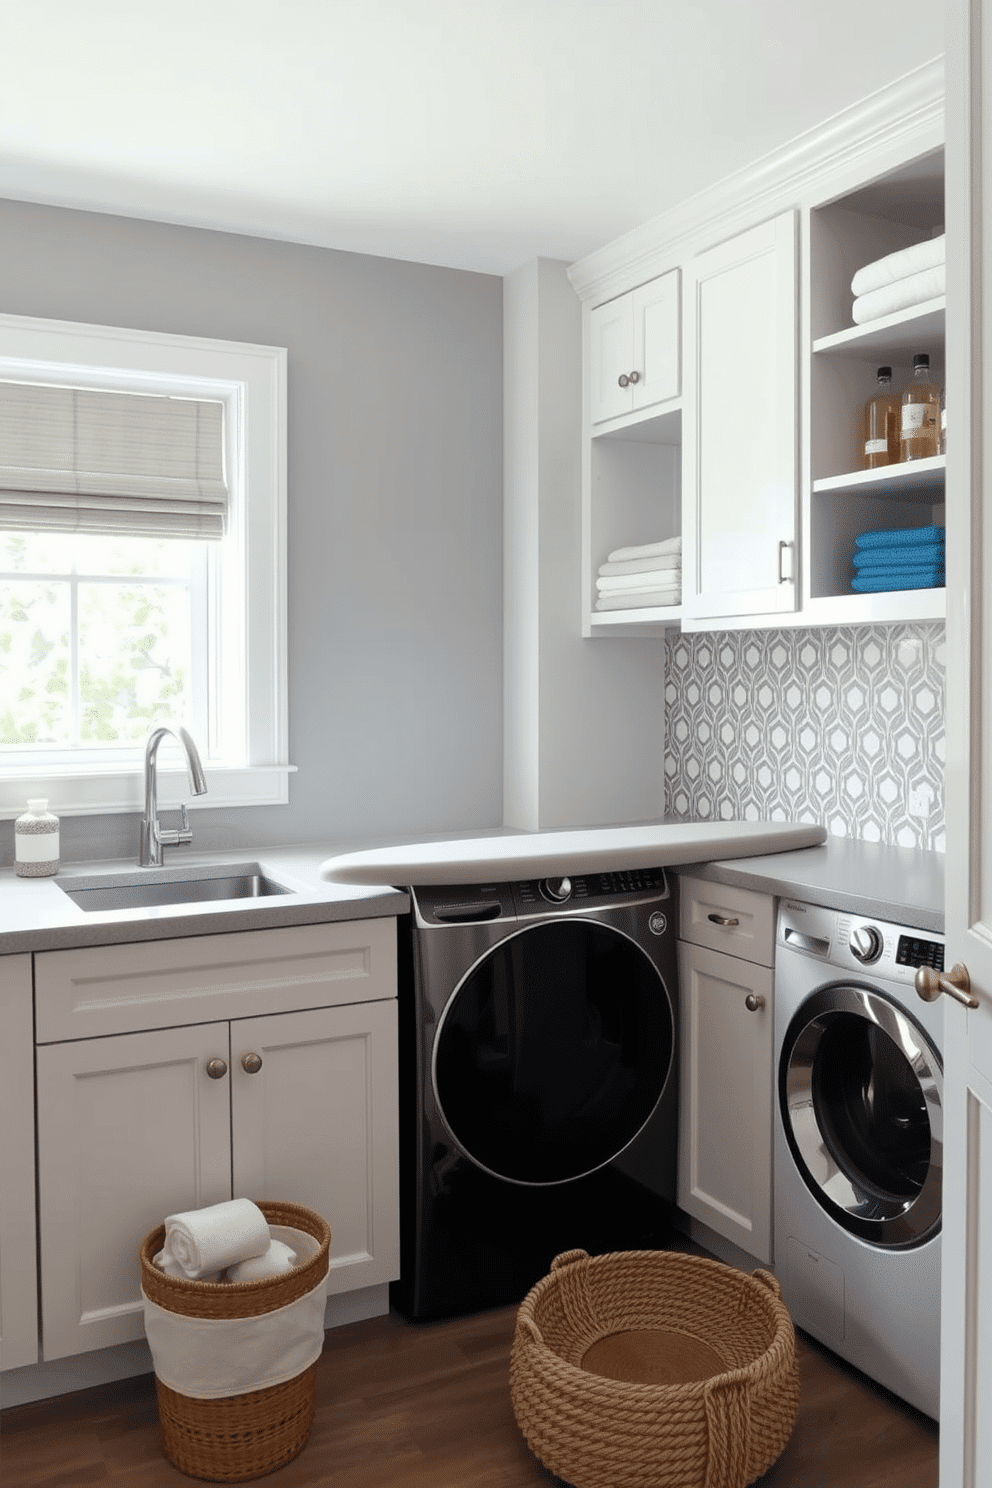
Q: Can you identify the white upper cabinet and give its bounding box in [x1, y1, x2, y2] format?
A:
[681, 212, 798, 626]
[589, 271, 680, 424]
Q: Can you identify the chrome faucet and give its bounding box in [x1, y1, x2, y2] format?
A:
[139, 726, 208, 867]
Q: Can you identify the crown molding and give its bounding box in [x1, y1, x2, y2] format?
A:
[568, 56, 945, 304]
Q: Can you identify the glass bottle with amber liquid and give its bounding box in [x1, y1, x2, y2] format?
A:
[861, 365, 900, 469]
[900, 353, 941, 462]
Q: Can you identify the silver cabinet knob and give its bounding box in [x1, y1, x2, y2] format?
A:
[241, 1052, 263, 1075]
[916, 963, 978, 1009]
[205, 1058, 228, 1079]
[618, 373, 630, 388]
[744, 994, 765, 1012]
[628, 370, 640, 384]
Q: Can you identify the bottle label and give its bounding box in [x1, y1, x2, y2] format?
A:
[15, 830, 59, 862]
[902, 403, 935, 433]
[864, 438, 889, 456]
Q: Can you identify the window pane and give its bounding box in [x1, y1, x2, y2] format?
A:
[78, 582, 192, 743]
[0, 532, 78, 574]
[0, 580, 72, 744]
[75, 535, 197, 579]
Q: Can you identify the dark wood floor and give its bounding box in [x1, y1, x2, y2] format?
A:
[0, 1302, 938, 1488]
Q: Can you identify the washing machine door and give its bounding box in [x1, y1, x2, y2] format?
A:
[780, 982, 942, 1248]
[433, 918, 673, 1186]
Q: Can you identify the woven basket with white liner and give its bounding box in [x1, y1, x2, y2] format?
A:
[510, 1248, 799, 1488]
[139, 1200, 330, 1483]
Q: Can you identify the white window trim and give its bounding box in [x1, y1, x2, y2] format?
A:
[0, 312, 291, 819]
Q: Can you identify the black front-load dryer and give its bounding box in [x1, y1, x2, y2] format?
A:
[391, 868, 679, 1320]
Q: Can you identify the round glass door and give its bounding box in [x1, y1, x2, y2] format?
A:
[433, 919, 673, 1186]
[780, 983, 942, 1248]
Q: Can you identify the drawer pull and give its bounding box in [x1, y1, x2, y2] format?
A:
[241, 1052, 263, 1075]
[745, 994, 766, 1012]
[205, 1058, 228, 1080]
[708, 913, 740, 927]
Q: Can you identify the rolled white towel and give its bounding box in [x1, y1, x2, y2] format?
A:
[164, 1198, 270, 1279]
[597, 567, 681, 593]
[153, 1248, 223, 1283]
[598, 552, 682, 577]
[851, 233, 945, 297]
[225, 1240, 299, 1284]
[606, 536, 682, 563]
[851, 264, 945, 324]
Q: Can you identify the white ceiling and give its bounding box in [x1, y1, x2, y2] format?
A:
[0, 1, 944, 277]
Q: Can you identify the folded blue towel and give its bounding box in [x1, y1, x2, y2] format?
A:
[855, 525, 945, 551]
[852, 565, 944, 593]
[853, 541, 945, 570]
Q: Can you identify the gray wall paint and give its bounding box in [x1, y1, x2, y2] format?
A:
[664, 622, 945, 851]
[0, 198, 504, 862]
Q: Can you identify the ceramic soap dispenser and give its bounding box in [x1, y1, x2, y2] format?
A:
[15, 798, 60, 877]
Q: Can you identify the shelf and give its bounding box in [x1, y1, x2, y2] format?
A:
[590, 604, 683, 633]
[803, 587, 946, 626]
[591, 401, 682, 445]
[812, 299, 944, 358]
[813, 455, 945, 499]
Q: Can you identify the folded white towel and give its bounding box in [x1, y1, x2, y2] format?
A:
[225, 1239, 299, 1284]
[606, 536, 682, 563]
[597, 567, 682, 593]
[164, 1198, 271, 1279]
[596, 584, 681, 611]
[851, 233, 945, 297]
[598, 552, 682, 577]
[153, 1248, 223, 1284]
[851, 264, 945, 324]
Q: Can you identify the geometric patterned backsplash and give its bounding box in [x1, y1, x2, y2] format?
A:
[664, 622, 946, 852]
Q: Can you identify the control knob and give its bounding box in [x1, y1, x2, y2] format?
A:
[849, 924, 883, 965]
[540, 876, 572, 903]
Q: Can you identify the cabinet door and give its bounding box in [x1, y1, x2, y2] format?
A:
[230, 999, 399, 1297]
[589, 293, 635, 423]
[632, 270, 680, 411]
[0, 955, 37, 1370]
[676, 941, 773, 1262]
[682, 212, 798, 624]
[37, 1023, 232, 1359]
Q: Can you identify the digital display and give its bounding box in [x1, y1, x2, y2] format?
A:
[896, 934, 944, 972]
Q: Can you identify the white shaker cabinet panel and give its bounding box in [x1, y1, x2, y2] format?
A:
[230, 999, 400, 1297]
[682, 212, 798, 625]
[589, 271, 680, 424]
[0, 954, 38, 1370]
[36, 1022, 233, 1360]
[676, 940, 773, 1263]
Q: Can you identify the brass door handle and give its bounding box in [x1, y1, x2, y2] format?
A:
[205, 1058, 228, 1079]
[241, 1052, 263, 1075]
[745, 994, 765, 1012]
[915, 963, 979, 1009]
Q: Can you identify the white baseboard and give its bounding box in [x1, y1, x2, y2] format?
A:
[0, 1283, 390, 1410]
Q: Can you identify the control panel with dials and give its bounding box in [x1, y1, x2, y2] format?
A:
[777, 900, 944, 987]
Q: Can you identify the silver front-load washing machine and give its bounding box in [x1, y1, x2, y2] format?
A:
[391, 868, 679, 1320]
[774, 898, 944, 1419]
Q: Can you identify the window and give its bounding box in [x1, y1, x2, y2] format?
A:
[0, 314, 289, 818]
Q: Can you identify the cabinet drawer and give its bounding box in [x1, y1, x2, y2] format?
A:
[679, 875, 775, 966]
[35, 917, 397, 1042]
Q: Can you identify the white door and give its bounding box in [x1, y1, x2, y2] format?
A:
[589, 293, 635, 423]
[230, 999, 399, 1297]
[36, 1023, 232, 1358]
[941, 6, 992, 1483]
[632, 270, 680, 412]
[682, 211, 798, 625]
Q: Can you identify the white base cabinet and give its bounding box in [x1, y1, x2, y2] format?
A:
[0, 955, 38, 1371]
[32, 918, 399, 1364]
[677, 876, 775, 1264]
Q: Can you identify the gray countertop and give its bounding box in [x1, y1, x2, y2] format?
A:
[0, 827, 945, 956]
[681, 837, 945, 934]
[0, 845, 408, 956]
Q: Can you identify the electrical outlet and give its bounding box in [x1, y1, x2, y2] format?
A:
[909, 784, 934, 818]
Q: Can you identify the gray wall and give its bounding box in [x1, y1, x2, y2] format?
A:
[0, 199, 504, 861]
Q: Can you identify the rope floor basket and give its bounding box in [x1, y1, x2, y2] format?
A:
[510, 1248, 799, 1488]
[139, 1201, 331, 1484]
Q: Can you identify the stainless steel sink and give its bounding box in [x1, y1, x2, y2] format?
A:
[58, 868, 291, 913]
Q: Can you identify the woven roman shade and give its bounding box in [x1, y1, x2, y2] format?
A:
[0, 381, 228, 538]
